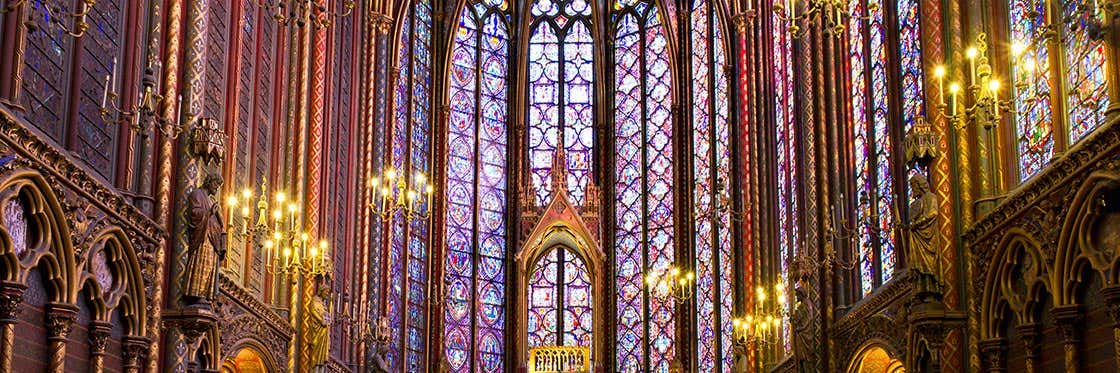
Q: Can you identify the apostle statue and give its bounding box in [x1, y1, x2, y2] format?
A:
[182, 173, 227, 307]
[307, 276, 332, 368]
[905, 173, 939, 278]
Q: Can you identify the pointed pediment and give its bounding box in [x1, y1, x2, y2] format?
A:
[515, 185, 604, 265]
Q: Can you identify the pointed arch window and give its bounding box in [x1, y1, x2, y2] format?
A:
[612, 1, 676, 371]
[388, 0, 434, 370]
[848, 0, 931, 296]
[443, 1, 510, 372]
[772, 6, 798, 354]
[528, 0, 595, 206]
[691, 0, 734, 370]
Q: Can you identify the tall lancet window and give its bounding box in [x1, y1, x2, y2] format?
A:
[1009, 0, 1055, 181]
[1062, 1, 1108, 143]
[849, 0, 897, 296]
[389, 0, 433, 370]
[691, 0, 734, 370]
[443, 1, 510, 372]
[612, 1, 676, 371]
[772, 6, 798, 354]
[528, 0, 595, 206]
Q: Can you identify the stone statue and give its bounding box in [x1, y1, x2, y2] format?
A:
[307, 277, 331, 368]
[905, 173, 939, 277]
[369, 317, 392, 373]
[182, 173, 226, 307]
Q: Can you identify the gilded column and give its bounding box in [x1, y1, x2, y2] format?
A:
[1016, 323, 1041, 373]
[1052, 305, 1082, 373]
[89, 321, 112, 373]
[0, 283, 24, 372]
[45, 303, 78, 373]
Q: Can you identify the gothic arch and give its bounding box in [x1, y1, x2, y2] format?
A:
[222, 341, 282, 373]
[1055, 170, 1120, 298]
[0, 171, 72, 302]
[846, 341, 906, 373]
[980, 229, 1050, 340]
[75, 228, 147, 335]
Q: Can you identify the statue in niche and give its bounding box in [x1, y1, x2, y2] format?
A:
[905, 173, 939, 279]
[182, 172, 227, 307]
[307, 275, 332, 368]
[369, 317, 392, 372]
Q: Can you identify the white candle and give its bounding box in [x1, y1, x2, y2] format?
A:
[101, 74, 110, 108]
[110, 57, 119, 94]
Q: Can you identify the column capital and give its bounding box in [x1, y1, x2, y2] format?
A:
[45, 302, 78, 341]
[0, 282, 26, 323]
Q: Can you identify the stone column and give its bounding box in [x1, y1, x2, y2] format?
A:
[45, 303, 77, 373]
[1052, 305, 1082, 373]
[1103, 0, 1120, 114]
[88, 321, 111, 373]
[1015, 323, 1041, 373]
[0, 283, 25, 373]
[978, 338, 1007, 373]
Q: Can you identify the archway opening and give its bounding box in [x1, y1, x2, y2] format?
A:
[527, 246, 593, 350]
[221, 347, 269, 373]
[850, 345, 905, 373]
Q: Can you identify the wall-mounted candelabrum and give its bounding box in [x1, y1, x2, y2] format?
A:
[367, 167, 434, 222]
[97, 56, 186, 139]
[225, 181, 331, 277]
[772, 0, 872, 38]
[644, 265, 695, 304]
[3, 0, 96, 37]
[256, 0, 354, 28]
[931, 33, 1040, 130]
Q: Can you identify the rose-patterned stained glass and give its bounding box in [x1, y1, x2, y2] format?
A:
[849, 0, 895, 297]
[1010, 0, 1055, 181]
[692, 0, 734, 371]
[1061, 0, 1108, 143]
[528, 0, 594, 206]
[528, 249, 592, 350]
[444, 2, 509, 372]
[772, 9, 797, 354]
[389, 0, 433, 370]
[4, 198, 30, 257]
[612, 2, 675, 371]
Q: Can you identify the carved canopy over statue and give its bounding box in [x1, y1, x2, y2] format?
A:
[182, 172, 227, 307]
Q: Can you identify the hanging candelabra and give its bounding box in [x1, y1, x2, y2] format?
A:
[931, 33, 1040, 130]
[644, 265, 695, 304]
[771, 0, 872, 38]
[367, 167, 434, 222]
[731, 282, 790, 346]
[225, 181, 331, 277]
[257, 0, 355, 28]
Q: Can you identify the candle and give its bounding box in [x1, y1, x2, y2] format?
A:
[177, 94, 184, 118]
[110, 57, 119, 94]
[101, 74, 111, 108]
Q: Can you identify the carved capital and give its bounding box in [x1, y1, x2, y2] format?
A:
[45, 303, 78, 341]
[1101, 286, 1120, 325]
[88, 322, 111, 354]
[978, 338, 1007, 371]
[0, 283, 26, 322]
[122, 336, 152, 368]
[1016, 323, 1041, 358]
[1052, 305, 1083, 343]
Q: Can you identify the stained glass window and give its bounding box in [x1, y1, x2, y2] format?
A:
[1063, 1, 1109, 143]
[849, 0, 896, 297]
[528, 0, 594, 206]
[1009, 0, 1055, 182]
[692, 0, 734, 371]
[528, 249, 593, 348]
[898, 0, 926, 132]
[444, 1, 509, 372]
[772, 8, 797, 354]
[612, 1, 675, 371]
[389, 0, 433, 370]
